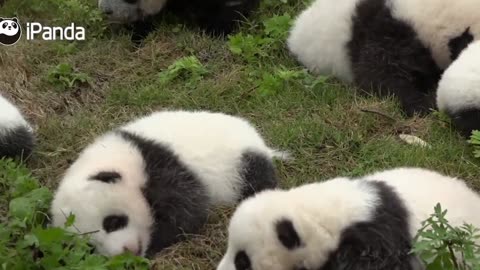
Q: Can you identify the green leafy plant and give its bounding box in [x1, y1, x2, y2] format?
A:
[254, 67, 329, 96]
[412, 203, 480, 270]
[158, 56, 209, 88]
[468, 131, 480, 158]
[0, 158, 151, 269]
[228, 33, 273, 62]
[257, 68, 304, 96]
[47, 63, 91, 90]
[263, 13, 292, 40]
[228, 14, 293, 63]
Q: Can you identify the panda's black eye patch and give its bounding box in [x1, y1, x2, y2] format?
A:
[124, 0, 138, 4]
[103, 214, 129, 233]
[234, 250, 251, 270]
[89, 171, 121, 183]
[275, 218, 303, 250]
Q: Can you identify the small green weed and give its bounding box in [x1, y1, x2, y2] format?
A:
[413, 203, 480, 270]
[158, 56, 209, 88]
[228, 14, 293, 63]
[468, 131, 480, 159]
[47, 63, 91, 91]
[0, 159, 150, 270]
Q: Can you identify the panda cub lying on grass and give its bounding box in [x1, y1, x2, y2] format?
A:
[98, 0, 260, 41]
[50, 110, 287, 257]
[288, 0, 480, 134]
[0, 94, 35, 159]
[218, 167, 480, 270]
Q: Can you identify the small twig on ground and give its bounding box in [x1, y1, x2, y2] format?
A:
[360, 108, 397, 122]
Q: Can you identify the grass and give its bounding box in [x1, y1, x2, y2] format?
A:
[1, 0, 479, 268]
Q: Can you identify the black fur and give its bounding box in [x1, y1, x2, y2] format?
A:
[117, 130, 210, 257]
[0, 126, 34, 160]
[447, 108, 480, 138]
[347, 0, 442, 116]
[103, 214, 129, 233]
[239, 151, 278, 199]
[320, 180, 419, 270]
[448, 27, 474, 61]
[130, 0, 260, 42]
[234, 250, 252, 270]
[275, 219, 303, 250]
[89, 171, 121, 183]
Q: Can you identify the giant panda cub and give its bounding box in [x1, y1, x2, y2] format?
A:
[437, 41, 480, 137]
[288, 0, 479, 117]
[0, 94, 35, 159]
[218, 167, 480, 270]
[97, 0, 260, 42]
[50, 110, 286, 257]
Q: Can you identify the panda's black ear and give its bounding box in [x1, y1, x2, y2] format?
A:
[12, 18, 18, 23]
[89, 171, 121, 183]
[275, 218, 303, 250]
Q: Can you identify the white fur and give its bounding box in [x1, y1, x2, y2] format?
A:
[436, 41, 480, 112]
[0, 94, 31, 135]
[287, 0, 360, 82]
[218, 178, 378, 270]
[50, 133, 153, 256]
[364, 167, 480, 236]
[98, 0, 168, 23]
[389, 0, 480, 69]
[218, 167, 480, 270]
[120, 110, 286, 205]
[51, 110, 286, 257]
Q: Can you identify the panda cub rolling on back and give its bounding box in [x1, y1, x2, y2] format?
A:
[0, 94, 35, 159]
[50, 110, 285, 257]
[218, 168, 480, 270]
[98, 0, 260, 41]
[288, 0, 479, 117]
[437, 41, 480, 137]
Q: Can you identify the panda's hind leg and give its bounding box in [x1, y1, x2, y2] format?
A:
[348, 0, 442, 116]
[239, 151, 278, 200]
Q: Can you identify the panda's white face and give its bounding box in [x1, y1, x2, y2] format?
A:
[51, 176, 153, 256]
[0, 18, 20, 36]
[97, 0, 168, 23]
[217, 189, 339, 270]
[50, 134, 154, 257]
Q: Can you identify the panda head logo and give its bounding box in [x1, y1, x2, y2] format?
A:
[0, 17, 22, 46]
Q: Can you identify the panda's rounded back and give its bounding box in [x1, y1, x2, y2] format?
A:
[287, 0, 363, 82]
[0, 94, 35, 159]
[364, 167, 480, 239]
[388, 0, 480, 69]
[119, 110, 277, 205]
[0, 94, 31, 133]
